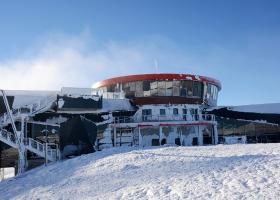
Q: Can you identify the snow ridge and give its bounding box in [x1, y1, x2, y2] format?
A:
[1, 144, 280, 200]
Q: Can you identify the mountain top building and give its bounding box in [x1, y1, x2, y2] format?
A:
[0, 73, 280, 175]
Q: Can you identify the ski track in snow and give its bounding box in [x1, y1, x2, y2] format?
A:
[1, 144, 280, 199]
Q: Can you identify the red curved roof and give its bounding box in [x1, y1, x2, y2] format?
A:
[94, 73, 221, 90]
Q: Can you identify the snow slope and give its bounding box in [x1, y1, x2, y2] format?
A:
[230, 103, 280, 114]
[1, 144, 280, 199]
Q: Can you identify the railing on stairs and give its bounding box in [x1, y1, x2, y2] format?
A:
[0, 129, 17, 148]
[0, 128, 59, 162]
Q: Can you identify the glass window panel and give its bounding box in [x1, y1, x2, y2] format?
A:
[166, 81, 173, 96]
[150, 81, 158, 96]
[173, 81, 180, 96]
[158, 81, 165, 88]
[143, 80, 151, 91]
[107, 85, 115, 92]
[160, 109, 166, 115]
[166, 81, 173, 89]
[173, 86, 180, 96]
[166, 89, 172, 96]
[173, 108, 179, 115]
[158, 87, 165, 96]
[181, 81, 193, 96]
[186, 81, 193, 96]
[135, 81, 143, 97]
[193, 81, 202, 97]
[129, 82, 136, 91]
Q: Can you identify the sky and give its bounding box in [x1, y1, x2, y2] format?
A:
[0, 0, 280, 106]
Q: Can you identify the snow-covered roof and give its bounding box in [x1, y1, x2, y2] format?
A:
[210, 103, 280, 114]
[2, 90, 58, 109]
[102, 99, 135, 112]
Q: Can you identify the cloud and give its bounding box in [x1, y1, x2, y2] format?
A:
[0, 31, 195, 90]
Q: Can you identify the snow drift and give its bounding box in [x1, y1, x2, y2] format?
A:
[1, 144, 280, 199]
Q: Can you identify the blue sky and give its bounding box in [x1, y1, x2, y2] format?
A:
[0, 0, 280, 106]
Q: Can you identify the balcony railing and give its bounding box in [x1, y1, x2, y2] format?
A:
[113, 114, 215, 124]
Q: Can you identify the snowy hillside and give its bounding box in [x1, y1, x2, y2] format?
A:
[1, 144, 280, 199]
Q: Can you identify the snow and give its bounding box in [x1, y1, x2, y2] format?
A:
[2, 90, 58, 109]
[1, 144, 280, 199]
[210, 103, 280, 114]
[230, 103, 280, 114]
[102, 98, 135, 112]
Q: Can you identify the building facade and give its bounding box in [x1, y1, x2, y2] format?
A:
[2, 73, 280, 175]
[94, 73, 221, 148]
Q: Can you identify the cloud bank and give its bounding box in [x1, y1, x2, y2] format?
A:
[0, 31, 195, 90]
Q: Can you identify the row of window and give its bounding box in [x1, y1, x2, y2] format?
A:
[142, 108, 198, 116]
[99, 80, 204, 98]
[98, 81, 219, 102]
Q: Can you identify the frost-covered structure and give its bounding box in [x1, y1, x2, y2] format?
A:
[1, 73, 280, 176]
[94, 74, 221, 148]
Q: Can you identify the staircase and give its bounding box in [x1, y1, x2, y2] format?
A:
[0, 91, 60, 173]
[0, 129, 58, 161]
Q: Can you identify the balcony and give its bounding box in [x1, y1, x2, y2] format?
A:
[113, 114, 215, 124]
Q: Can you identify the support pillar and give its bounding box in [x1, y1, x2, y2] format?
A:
[138, 127, 142, 148]
[198, 126, 203, 146]
[213, 124, 218, 145]
[113, 126, 117, 147]
[159, 126, 163, 146]
[180, 129, 183, 146]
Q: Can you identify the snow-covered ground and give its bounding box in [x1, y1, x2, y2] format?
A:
[1, 144, 280, 199]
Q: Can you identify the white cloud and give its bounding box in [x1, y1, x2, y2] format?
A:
[0, 31, 195, 90]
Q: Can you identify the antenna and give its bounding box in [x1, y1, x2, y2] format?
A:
[154, 59, 159, 74]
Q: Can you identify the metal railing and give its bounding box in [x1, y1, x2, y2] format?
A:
[114, 114, 215, 124]
[24, 138, 59, 161]
[0, 128, 59, 162]
[0, 129, 17, 148]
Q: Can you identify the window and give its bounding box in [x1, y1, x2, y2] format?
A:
[160, 109, 166, 115]
[193, 81, 202, 97]
[135, 81, 143, 97]
[173, 108, 179, 115]
[181, 80, 193, 97]
[107, 85, 116, 92]
[143, 80, 151, 91]
[150, 81, 158, 96]
[173, 81, 180, 96]
[165, 81, 173, 96]
[183, 108, 187, 120]
[142, 109, 152, 115]
[158, 81, 166, 96]
[142, 109, 152, 121]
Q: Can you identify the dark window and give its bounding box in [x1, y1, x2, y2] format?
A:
[160, 109, 166, 115]
[181, 80, 193, 97]
[183, 108, 187, 120]
[142, 109, 152, 116]
[143, 80, 151, 91]
[152, 139, 160, 146]
[142, 109, 152, 121]
[192, 137, 198, 146]
[175, 138, 181, 145]
[193, 81, 202, 97]
[173, 108, 179, 115]
[107, 85, 116, 92]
